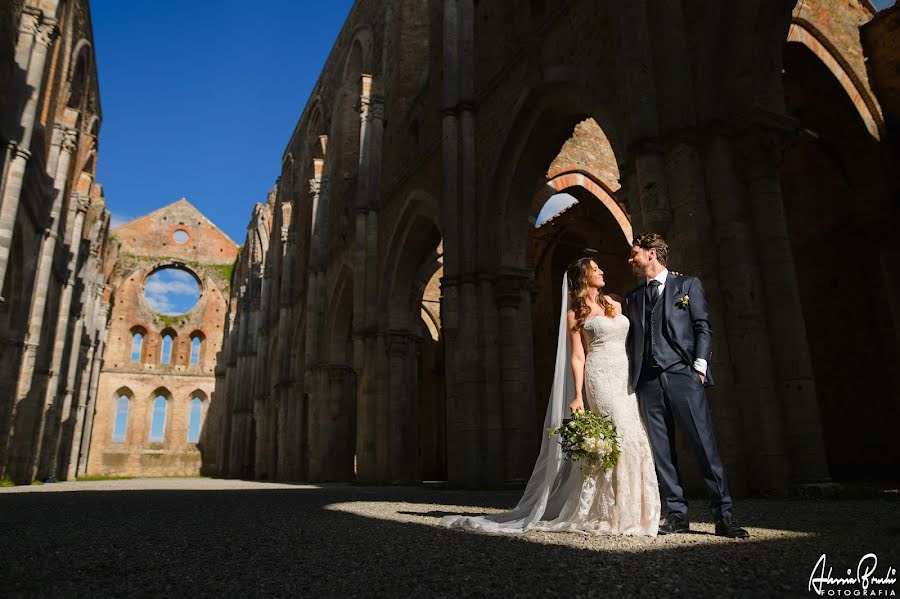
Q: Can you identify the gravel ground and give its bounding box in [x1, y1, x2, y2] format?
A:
[1, 478, 897, 597]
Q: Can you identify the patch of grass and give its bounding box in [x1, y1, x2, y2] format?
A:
[76, 475, 136, 482]
[30, 479, 44, 486]
[0, 476, 15, 487]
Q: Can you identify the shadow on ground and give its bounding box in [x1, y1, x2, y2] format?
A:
[1, 484, 897, 596]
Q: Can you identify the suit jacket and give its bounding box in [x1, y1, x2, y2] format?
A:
[623, 273, 715, 387]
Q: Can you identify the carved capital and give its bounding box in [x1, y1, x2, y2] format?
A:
[55, 125, 78, 153]
[494, 269, 533, 310]
[72, 192, 91, 214]
[736, 126, 784, 182]
[385, 331, 420, 357]
[34, 18, 58, 47]
[8, 141, 31, 161]
[308, 177, 321, 196]
[20, 12, 39, 37]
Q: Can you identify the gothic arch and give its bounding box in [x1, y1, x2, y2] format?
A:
[536, 171, 631, 241]
[485, 75, 625, 270]
[786, 20, 884, 139]
[380, 190, 441, 328]
[66, 39, 92, 110]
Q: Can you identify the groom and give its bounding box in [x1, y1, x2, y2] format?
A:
[623, 233, 749, 539]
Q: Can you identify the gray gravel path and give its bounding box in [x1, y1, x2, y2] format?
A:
[1, 478, 897, 597]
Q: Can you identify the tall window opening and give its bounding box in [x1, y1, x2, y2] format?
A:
[130, 328, 146, 362]
[161, 331, 175, 364]
[187, 396, 203, 443]
[150, 395, 168, 442]
[113, 394, 130, 442]
[189, 333, 204, 366]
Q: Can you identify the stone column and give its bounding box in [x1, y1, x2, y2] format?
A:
[703, 134, 790, 492]
[738, 127, 829, 485]
[4, 124, 77, 483]
[275, 226, 295, 479]
[494, 268, 537, 483]
[615, 0, 671, 234]
[65, 274, 102, 480]
[354, 80, 385, 483]
[75, 299, 108, 478]
[386, 332, 419, 482]
[66, 343, 93, 480]
[34, 192, 90, 479]
[442, 0, 484, 487]
[0, 12, 57, 287]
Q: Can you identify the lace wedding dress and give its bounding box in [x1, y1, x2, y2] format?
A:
[441, 278, 660, 536]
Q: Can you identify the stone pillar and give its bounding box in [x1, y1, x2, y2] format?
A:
[354, 79, 385, 483]
[34, 192, 90, 479]
[4, 124, 77, 483]
[66, 343, 93, 480]
[386, 332, 419, 482]
[738, 127, 829, 485]
[276, 226, 296, 479]
[0, 12, 57, 287]
[76, 301, 108, 478]
[703, 134, 790, 492]
[442, 0, 484, 487]
[65, 275, 102, 481]
[615, 0, 671, 234]
[494, 268, 537, 482]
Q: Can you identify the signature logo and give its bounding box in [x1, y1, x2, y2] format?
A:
[808, 554, 897, 596]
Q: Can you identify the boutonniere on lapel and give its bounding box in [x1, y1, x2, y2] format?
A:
[675, 294, 690, 310]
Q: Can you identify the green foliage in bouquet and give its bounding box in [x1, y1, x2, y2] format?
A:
[547, 409, 621, 472]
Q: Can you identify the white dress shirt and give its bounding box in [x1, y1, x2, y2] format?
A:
[648, 268, 707, 376]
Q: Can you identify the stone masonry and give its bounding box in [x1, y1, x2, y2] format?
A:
[214, 0, 900, 494]
[86, 200, 238, 478]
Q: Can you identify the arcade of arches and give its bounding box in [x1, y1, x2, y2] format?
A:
[2, 1, 899, 492]
[213, 0, 900, 494]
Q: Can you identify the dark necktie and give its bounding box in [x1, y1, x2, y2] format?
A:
[648, 280, 661, 306]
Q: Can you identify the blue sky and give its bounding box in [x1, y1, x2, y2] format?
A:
[91, 1, 354, 243]
[92, 0, 896, 242]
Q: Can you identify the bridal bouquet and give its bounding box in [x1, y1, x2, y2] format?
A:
[547, 410, 620, 473]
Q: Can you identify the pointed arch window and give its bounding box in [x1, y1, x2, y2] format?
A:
[130, 328, 146, 362]
[161, 332, 174, 364]
[187, 396, 203, 443]
[113, 394, 130, 442]
[149, 395, 168, 442]
[189, 333, 204, 366]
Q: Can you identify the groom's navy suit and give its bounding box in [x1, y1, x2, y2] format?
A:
[624, 272, 734, 521]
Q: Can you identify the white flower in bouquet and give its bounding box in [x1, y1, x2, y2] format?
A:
[547, 409, 621, 474]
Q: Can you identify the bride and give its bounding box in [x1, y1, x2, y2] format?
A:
[441, 258, 660, 535]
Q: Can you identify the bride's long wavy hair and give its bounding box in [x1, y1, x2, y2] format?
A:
[567, 257, 615, 333]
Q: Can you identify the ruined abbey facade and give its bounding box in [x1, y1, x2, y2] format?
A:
[213, 0, 900, 494]
[0, 1, 236, 484]
[2, 1, 898, 492]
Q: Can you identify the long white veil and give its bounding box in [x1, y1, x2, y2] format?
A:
[441, 274, 582, 533]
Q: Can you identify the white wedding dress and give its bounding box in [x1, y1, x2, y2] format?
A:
[441, 278, 660, 536]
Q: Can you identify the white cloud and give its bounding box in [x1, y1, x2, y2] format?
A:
[144, 269, 200, 315]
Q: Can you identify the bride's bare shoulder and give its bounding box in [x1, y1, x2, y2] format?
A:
[605, 294, 624, 314]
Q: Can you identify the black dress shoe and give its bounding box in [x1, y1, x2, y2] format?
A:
[715, 515, 750, 539]
[658, 514, 690, 535]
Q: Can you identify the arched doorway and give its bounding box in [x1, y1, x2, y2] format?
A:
[531, 179, 633, 436]
[311, 271, 356, 482]
[485, 87, 632, 483]
[780, 38, 899, 480]
[378, 194, 443, 483]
